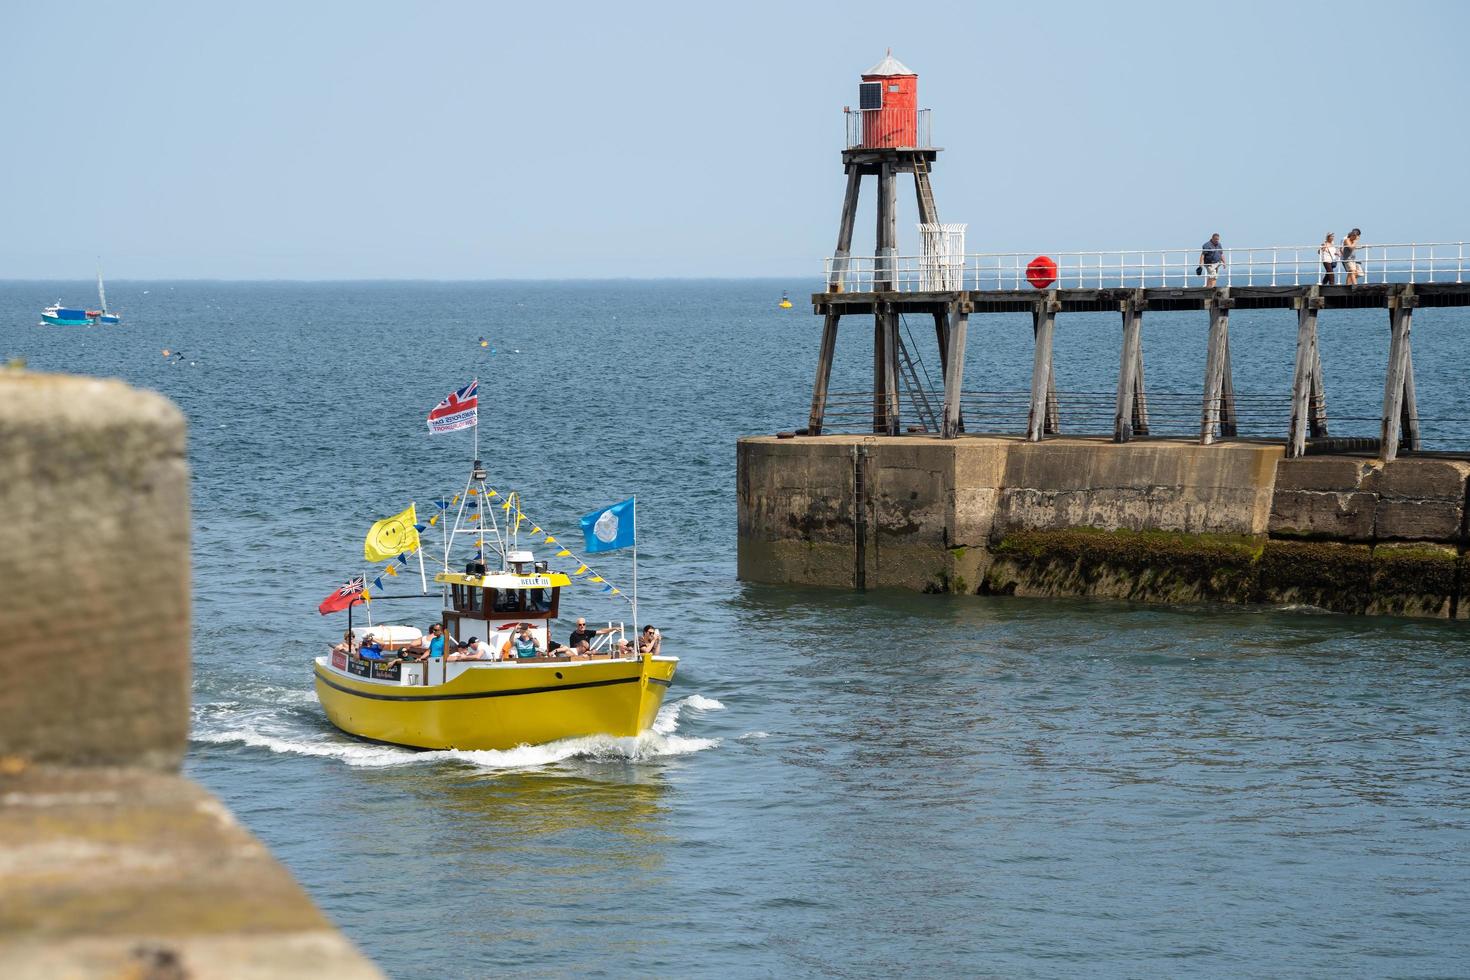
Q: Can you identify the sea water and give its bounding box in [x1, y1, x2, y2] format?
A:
[4, 280, 1469, 977]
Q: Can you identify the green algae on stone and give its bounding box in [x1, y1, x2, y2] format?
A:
[1368, 544, 1460, 617]
[984, 528, 1261, 603]
[1256, 540, 1373, 613]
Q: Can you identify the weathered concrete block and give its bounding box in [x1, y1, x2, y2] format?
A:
[1367, 543, 1458, 618]
[0, 373, 190, 770]
[737, 538, 855, 589]
[1375, 458, 1470, 501]
[1273, 457, 1377, 492]
[1374, 499, 1464, 542]
[737, 440, 855, 545]
[951, 439, 1010, 489]
[0, 764, 380, 978]
[950, 487, 1000, 548]
[996, 439, 1281, 536]
[1268, 490, 1376, 540]
[1257, 540, 1373, 613]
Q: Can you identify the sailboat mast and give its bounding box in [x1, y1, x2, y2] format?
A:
[96, 267, 108, 314]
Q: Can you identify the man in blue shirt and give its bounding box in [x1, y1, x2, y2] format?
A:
[1198, 233, 1226, 287]
[409, 623, 450, 662]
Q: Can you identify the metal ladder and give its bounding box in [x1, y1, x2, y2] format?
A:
[895, 326, 939, 433]
[913, 152, 938, 224]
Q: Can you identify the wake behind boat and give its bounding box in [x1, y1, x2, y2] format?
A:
[313, 380, 675, 751]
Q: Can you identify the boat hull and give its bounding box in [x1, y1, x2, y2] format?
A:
[41, 314, 92, 326]
[313, 655, 677, 751]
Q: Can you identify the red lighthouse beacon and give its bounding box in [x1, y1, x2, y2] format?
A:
[810, 53, 953, 439]
[858, 49, 920, 148]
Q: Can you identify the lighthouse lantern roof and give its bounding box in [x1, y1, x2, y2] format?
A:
[862, 50, 914, 77]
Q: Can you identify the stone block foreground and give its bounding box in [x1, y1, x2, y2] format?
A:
[0, 372, 378, 978]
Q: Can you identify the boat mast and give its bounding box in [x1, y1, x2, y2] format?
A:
[96, 265, 108, 315]
[446, 459, 507, 572]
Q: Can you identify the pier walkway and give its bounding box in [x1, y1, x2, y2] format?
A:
[806, 243, 1470, 463]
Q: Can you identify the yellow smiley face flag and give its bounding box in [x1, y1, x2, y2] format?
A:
[364, 504, 420, 562]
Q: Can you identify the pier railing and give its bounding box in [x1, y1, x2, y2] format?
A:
[826, 242, 1469, 292]
[844, 107, 932, 150]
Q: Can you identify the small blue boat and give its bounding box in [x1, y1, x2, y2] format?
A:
[40, 269, 121, 326]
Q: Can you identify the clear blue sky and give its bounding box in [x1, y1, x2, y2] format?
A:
[4, 0, 1465, 279]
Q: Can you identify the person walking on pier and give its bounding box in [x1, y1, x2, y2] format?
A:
[1319, 232, 1339, 285]
[1342, 228, 1363, 285]
[1198, 233, 1226, 287]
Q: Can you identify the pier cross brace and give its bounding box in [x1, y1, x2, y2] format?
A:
[1114, 292, 1150, 443]
[1287, 288, 1330, 457]
[941, 301, 971, 439]
[1381, 285, 1422, 462]
[1027, 295, 1061, 441]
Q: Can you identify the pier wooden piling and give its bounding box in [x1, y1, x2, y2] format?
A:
[1382, 285, 1422, 462]
[1200, 291, 1235, 444]
[1027, 296, 1059, 441]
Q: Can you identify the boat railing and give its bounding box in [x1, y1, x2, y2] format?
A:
[588, 622, 627, 654]
[824, 241, 1470, 292]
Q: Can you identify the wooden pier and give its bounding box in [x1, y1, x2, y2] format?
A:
[807, 281, 1470, 462]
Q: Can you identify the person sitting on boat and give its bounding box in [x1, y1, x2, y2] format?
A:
[408, 623, 451, 662]
[447, 635, 498, 662]
[567, 618, 615, 656]
[501, 623, 544, 660]
[638, 625, 661, 655]
[357, 634, 390, 661]
[614, 638, 635, 658]
[329, 631, 355, 656]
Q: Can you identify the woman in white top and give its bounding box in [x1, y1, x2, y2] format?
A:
[1319, 232, 1338, 285]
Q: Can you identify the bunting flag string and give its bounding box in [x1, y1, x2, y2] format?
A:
[467, 487, 629, 602]
[435, 485, 628, 601]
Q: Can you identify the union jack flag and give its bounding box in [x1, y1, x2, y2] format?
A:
[318, 575, 366, 615]
[427, 379, 479, 434]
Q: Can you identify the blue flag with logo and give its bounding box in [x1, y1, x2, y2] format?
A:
[580, 497, 635, 553]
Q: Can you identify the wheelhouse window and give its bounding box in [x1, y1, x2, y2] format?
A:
[450, 585, 485, 614]
[482, 587, 560, 617]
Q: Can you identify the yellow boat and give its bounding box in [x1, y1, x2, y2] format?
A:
[315, 462, 677, 750]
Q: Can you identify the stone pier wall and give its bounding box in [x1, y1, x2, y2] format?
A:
[737, 433, 1470, 619]
[0, 371, 379, 978]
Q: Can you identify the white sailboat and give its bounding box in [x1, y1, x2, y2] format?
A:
[94, 268, 120, 325]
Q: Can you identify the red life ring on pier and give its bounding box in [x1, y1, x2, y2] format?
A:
[1026, 256, 1058, 290]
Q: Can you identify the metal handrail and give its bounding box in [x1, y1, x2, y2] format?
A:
[824, 242, 1470, 292]
[844, 107, 933, 150]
